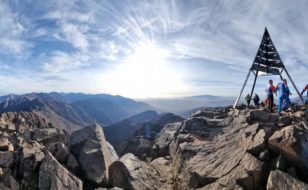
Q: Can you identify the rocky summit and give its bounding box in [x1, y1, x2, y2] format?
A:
[0, 106, 308, 190]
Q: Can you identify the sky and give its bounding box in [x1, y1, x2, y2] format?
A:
[0, 0, 308, 99]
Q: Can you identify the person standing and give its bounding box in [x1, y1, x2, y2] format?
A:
[276, 79, 288, 115]
[245, 93, 251, 107]
[266, 79, 275, 112]
[283, 79, 292, 109]
[301, 84, 308, 104]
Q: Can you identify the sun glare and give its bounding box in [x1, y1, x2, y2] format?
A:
[102, 43, 185, 98]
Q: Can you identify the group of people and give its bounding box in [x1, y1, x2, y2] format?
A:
[245, 79, 308, 115]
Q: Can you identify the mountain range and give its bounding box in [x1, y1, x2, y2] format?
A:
[0, 92, 152, 132]
[140, 95, 235, 115]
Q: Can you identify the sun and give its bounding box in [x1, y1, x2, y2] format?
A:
[101, 43, 185, 98]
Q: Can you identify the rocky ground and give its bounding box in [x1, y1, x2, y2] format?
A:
[0, 106, 308, 190]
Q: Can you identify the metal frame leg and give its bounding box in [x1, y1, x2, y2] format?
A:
[284, 68, 304, 103]
[248, 70, 259, 106]
[233, 69, 252, 108]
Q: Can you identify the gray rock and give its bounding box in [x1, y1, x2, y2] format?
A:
[0, 152, 14, 168]
[39, 151, 83, 190]
[69, 124, 118, 186]
[152, 122, 181, 158]
[109, 153, 168, 190]
[33, 128, 66, 144]
[49, 143, 70, 163]
[19, 141, 45, 189]
[0, 137, 14, 151]
[250, 109, 270, 122]
[278, 115, 292, 127]
[266, 170, 308, 190]
[268, 125, 308, 169]
[65, 154, 80, 174]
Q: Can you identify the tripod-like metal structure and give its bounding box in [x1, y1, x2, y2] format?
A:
[233, 28, 304, 109]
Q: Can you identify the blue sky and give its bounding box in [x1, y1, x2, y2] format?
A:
[0, 0, 308, 98]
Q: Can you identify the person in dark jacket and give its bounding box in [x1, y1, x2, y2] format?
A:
[253, 93, 260, 106]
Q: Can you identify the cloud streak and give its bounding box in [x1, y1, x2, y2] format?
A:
[0, 0, 308, 98]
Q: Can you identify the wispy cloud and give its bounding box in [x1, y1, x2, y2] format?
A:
[0, 0, 308, 97]
[43, 51, 89, 73]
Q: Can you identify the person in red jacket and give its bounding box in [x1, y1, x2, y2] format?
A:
[301, 84, 308, 104]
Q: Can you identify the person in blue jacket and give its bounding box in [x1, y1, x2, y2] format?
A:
[301, 84, 308, 104]
[283, 79, 292, 109]
[276, 79, 290, 115]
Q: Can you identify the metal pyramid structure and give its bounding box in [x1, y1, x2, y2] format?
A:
[233, 27, 304, 108]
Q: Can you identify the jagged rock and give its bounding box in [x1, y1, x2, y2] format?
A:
[150, 157, 173, 186]
[33, 128, 66, 145]
[69, 124, 118, 186]
[39, 151, 83, 190]
[268, 125, 308, 169]
[109, 153, 167, 190]
[65, 154, 80, 174]
[107, 142, 119, 160]
[250, 109, 270, 122]
[278, 115, 292, 127]
[0, 137, 14, 151]
[117, 137, 151, 159]
[242, 123, 266, 154]
[152, 122, 181, 158]
[292, 111, 305, 119]
[47, 142, 70, 163]
[95, 188, 123, 190]
[19, 141, 45, 189]
[190, 110, 223, 119]
[266, 170, 308, 190]
[0, 152, 14, 168]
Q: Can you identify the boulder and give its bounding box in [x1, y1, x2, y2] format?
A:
[69, 124, 118, 186]
[278, 115, 292, 127]
[152, 122, 181, 158]
[0, 137, 14, 151]
[65, 154, 80, 174]
[33, 128, 66, 144]
[109, 153, 166, 190]
[0, 152, 14, 168]
[268, 126, 308, 169]
[242, 124, 266, 154]
[266, 170, 308, 190]
[250, 109, 270, 122]
[39, 151, 83, 190]
[47, 143, 70, 163]
[19, 141, 45, 189]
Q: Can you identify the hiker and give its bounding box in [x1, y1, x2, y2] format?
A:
[283, 79, 292, 109]
[265, 79, 275, 112]
[276, 79, 290, 115]
[252, 93, 260, 106]
[301, 84, 308, 104]
[245, 94, 251, 107]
